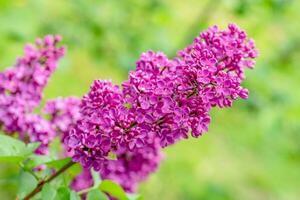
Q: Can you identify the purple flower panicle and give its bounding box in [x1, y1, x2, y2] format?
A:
[0, 35, 65, 154]
[0, 24, 258, 195]
[66, 24, 258, 193]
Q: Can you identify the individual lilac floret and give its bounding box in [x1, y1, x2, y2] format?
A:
[65, 80, 126, 170]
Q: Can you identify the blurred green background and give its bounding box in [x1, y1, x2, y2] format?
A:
[1, 0, 300, 199]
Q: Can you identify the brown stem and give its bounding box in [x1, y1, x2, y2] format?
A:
[23, 161, 75, 200]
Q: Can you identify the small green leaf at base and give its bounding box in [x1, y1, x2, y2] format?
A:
[99, 180, 129, 200]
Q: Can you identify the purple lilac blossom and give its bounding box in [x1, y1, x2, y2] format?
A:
[66, 24, 258, 174]
[65, 80, 127, 170]
[0, 35, 65, 154]
[123, 23, 258, 144]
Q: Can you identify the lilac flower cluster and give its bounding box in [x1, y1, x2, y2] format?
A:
[65, 80, 126, 170]
[66, 23, 257, 193]
[0, 24, 257, 196]
[0, 35, 65, 154]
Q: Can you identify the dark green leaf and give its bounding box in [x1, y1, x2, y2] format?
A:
[99, 180, 128, 200]
[54, 187, 70, 200]
[87, 189, 109, 200]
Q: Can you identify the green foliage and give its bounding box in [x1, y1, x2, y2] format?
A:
[77, 170, 130, 200]
[24, 155, 52, 170]
[41, 183, 57, 200]
[54, 187, 70, 200]
[17, 170, 38, 199]
[45, 157, 72, 170]
[99, 180, 129, 200]
[0, 134, 39, 163]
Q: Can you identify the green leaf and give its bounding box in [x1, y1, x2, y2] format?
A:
[70, 190, 81, 200]
[99, 180, 129, 200]
[49, 137, 62, 158]
[54, 187, 70, 200]
[22, 142, 41, 157]
[91, 168, 102, 187]
[24, 155, 52, 169]
[17, 170, 38, 199]
[46, 157, 72, 169]
[0, 134, 25, 162]
[41, 183, 57, 200]
[87, 189, 109, 200]
[0, 135, 41, 163]
[0, 155, 24, 163]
